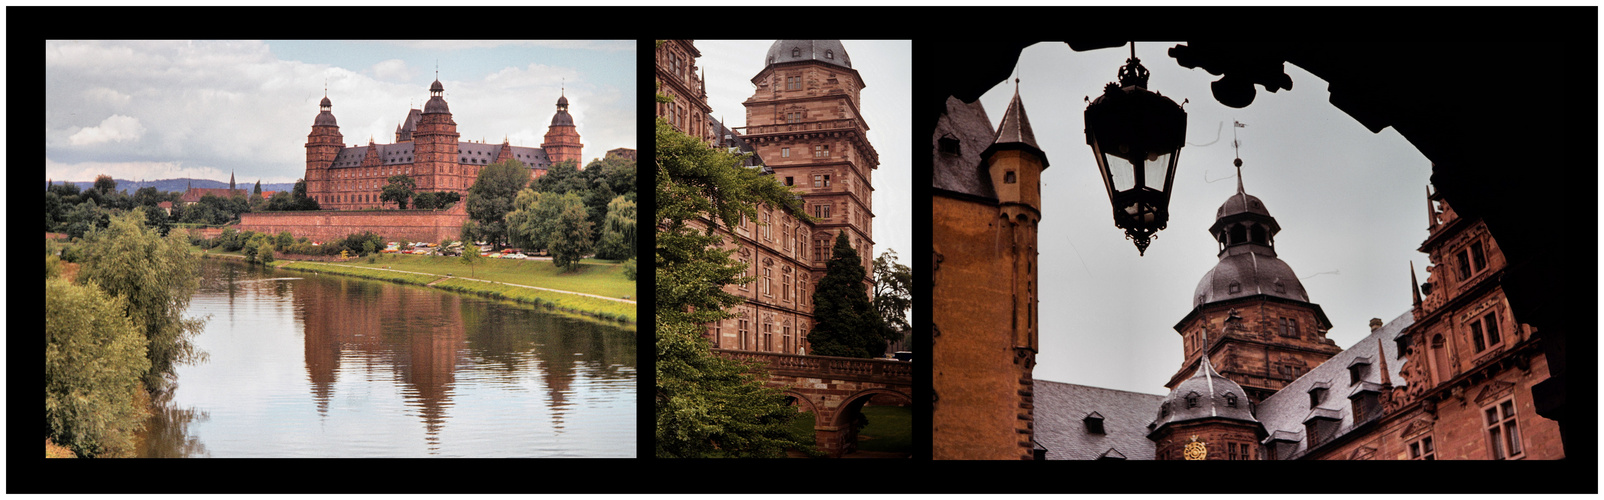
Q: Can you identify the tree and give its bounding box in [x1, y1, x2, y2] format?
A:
[75, 208, 206, 393]
[380, 174, 417, 209]
[595, 196, 637, 261]
[93, 174, 117, 195]
[253, 179, 262, 196]
[549, 194, 595, 272]
[465, 160, 531, 250]
[873, 249, 914, 337]
[808, 231, 893, 359]
[654, 118, 814, 458]
[460, 244, 483, 278]
[46, 278, 152, 458]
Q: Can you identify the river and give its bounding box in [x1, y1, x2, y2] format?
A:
[135, 258, 636, 458]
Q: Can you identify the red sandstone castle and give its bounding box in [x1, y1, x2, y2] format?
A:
[238, 79, 582, 243]
[657, 40, 879, 356]
[302, 79, 582, 210]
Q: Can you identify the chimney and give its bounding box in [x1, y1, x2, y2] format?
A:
[1369, 318, 1384, 331]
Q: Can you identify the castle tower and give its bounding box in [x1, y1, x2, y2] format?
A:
[1168, 166, 1341, 405]
[1148, 338, 1265, 460]
[931, 85, 1049, 460]
[742, 40, 878, 283]
[541, 90, 584, 167]
[305, 94, 343, 203]
[414, 78, 461, 192]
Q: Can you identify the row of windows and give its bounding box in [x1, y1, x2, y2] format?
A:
[717, 317, 808, 355]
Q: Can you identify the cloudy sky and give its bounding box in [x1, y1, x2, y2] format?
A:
[45, 40, 636, 185]
[969, 42, 1434, 395]
[695, 40, 914, 274]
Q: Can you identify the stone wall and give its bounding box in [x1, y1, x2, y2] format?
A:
[238, 206, 467, 244]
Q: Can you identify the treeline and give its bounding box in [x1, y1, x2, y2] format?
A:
[45, 209, 205, 458]
[45, 175, 323, 239]
[448, 156, 637, 274]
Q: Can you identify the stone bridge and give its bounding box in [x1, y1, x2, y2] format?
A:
[713, 349, 913, 458]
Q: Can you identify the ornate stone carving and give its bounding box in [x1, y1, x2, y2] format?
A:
[1472, 380, 1516, 407]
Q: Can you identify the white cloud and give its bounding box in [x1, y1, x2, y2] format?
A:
[370, 59, 414, 81]
[68, 115, 146, 146]
[83, 87, 132, 106]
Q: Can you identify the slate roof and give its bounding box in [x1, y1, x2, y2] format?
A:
[1254, 310, 1414, 459]
[709, 114, 768, 173]
[1192, 251, 1313, 307]
[765, 40, 852, 70]
[1033, 379, 1165, 460]
[1149, 353, 1259, 431]
[932, 95, 997, 201]
[327, 141, 550, 170]
[981, 86, 1048, 168]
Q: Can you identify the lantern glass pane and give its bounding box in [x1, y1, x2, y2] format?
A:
[1144, 151, 1172, 190]
[1105, 153, 1137, 192]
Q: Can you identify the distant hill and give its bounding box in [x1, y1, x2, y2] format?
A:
[46, 178, 297, 195]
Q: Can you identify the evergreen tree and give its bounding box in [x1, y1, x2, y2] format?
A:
[253, 179, 262, 196]
[655, 118, 814, 458]
[808, 231, 891, 359]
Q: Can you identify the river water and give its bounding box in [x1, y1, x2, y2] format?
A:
[135, 258, 637, 457]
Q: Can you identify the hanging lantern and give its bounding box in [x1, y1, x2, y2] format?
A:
[1085, 42, 1188, 255]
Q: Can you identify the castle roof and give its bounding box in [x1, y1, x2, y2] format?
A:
[1033, 380, 1164, 460]
[1148, 349, 1259, 434]
[1254, 310, 1413, 459]
[932, 95, 998, 201]
[765, 40, 852, 70]
[424, 80, 450, 114]
[981, 83, 1048, 168]
[327, 141, 551, 170]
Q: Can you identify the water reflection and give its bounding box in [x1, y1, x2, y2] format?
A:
[138, 258, 636, 457]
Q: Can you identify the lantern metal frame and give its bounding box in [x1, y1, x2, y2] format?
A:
[1085, 43, 1189, 255]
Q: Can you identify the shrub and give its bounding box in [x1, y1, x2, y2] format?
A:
[46, 279, 152, 458]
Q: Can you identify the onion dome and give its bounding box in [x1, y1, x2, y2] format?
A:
[314, 95, 338, 126]
[765, 40, 852, 69]
[549, 94, 574, 127]
[1150, 353, 1258, 432]
[424, 79, 450, 114]
[1193, 173, 1308, 308]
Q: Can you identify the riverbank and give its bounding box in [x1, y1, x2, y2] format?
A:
[274, 259, 636, 325]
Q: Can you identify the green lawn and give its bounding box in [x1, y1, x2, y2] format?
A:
[788, 404, 911, 455]
[329, 254, 635, 300]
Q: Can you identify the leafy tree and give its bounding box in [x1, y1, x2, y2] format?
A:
[290, 179, 321, 211]
[93, 175, 117, 195]
[655, 118, 813, 458]
[64, 200, 110, 240]
[549, 194, 595, 272]
[808, 231, 892, 359]
[595, 195, 637, 260]
[464, 160, 530, 250]
[276, 231, 295, 251]
[533, 159, 587, 195]
[412, 191, 437, 210]
[46, 278, 152, 458]
[460, 244, 483, 277]
[75, 208, 206, 393]
[873, 249, 914, 335]
[589, 154, 638, 199]
[582, 181, 616, 246]
[381, 175, 417, 209]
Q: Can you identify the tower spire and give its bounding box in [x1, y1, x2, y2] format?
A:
[1232, 120, 1246, 195]
[1410, 261, 1423, 307]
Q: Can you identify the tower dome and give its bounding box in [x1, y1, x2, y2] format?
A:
[424, 79, 450, 114]
[314, 95, 338, 126]
[765, 40, 852, 69]
[1150, 354, 1259, 431]
[549, 93, 574, 127]
[1193, 173, 1307, 307]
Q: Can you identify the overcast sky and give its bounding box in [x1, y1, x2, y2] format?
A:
[45, 40, 636, 185]
[970, 42, 1434, 396]
[694, 40, 914, 279]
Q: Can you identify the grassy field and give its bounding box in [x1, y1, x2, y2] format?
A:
[325, 254, 634, 300]
[788, 405, 911, 456]
[273, 257, 637, 325]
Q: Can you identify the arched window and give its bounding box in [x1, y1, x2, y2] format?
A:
[792, 47, 801, 57]
[825, 49, 834, 59]
[1251, 224, 1267, 245]
[1229, 224, 1247, 245]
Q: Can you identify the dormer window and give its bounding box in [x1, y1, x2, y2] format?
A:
[1348, 358, 1372, 385]
[1185, 391, 1201, 409]
[792, 47, 801, 57]
[825, 49, 834, 59]
[1308, 386, 1328, 407]
[1084, 412, 1105, 434]
[1228, 281, 1241, 294]
[1225, 393, 1239, 408]
[938, 136, 960, 155]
